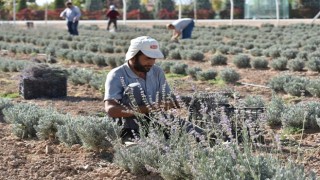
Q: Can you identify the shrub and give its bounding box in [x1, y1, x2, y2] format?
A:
[228, 47, 243, 55]
[219, 68, 240, 84]
[196, 69, 217, 81]
[186, 50, 205, 61]
[74, 116, 120, 150]
[159, 61, 175, 73]
[283, 77, 309, 97]
[35, 111, 65, 140]
[306, 58, 320, 72]
[83, 53, 95, 64]
[281, 49, 299, 59]
[85, 43, 99, 52]
[233, 54, 251, 68]
[73, 51, 86, 63]
[92, 54, 107, 66]
[186, 67, 202, 79]
[268, 48, 281, 58]
[282, 102, 320, 130]
[240, 95, 265, 108]
[251, 58, 268, 69]
[99, 45, 114, 53]
[170, 63, 188, 75]
[210, 54, 227, 66]
[217, 45, 230, 54]
[168, 50, 181, 60]
[268, 74, 292, 92]
[105, 56, 117, 68]
[68, 68, 94, 85]
[250, 48, 263, 57]
[243, 43, 254, 50]
[2, 103, 44, 139]
[307, 79, 320, 98]
[265, 96, 285, 126]
[297, 51, 308, 61]
[270, 57, 287, 71]
[287, 59, 305, 71]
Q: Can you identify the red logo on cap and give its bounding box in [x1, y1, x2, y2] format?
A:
[150, 45, 158, 49]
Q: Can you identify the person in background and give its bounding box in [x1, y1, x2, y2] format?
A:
[106, 5, 120, 31]
[60, 1, 81, 35]
[166, 18, 195, 41]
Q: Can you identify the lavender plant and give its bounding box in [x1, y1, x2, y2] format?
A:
[219, 68, 240, 84]
[288, 59, 305, 71]
[270, 57, 287, 71]
[196, 70, 217, 81]
[210, 54, 228, 66]
[251, 58, 268, 69]
[307, 79, 320, 98]
[233, 54, 251, 68]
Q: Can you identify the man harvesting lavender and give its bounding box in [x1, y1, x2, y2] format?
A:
[60, 1, 81, 35]
[104, 36, 178, 142]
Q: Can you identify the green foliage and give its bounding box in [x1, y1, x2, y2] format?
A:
[74, 116, 120, 149]
[219, 68, 240, 84]
[265, 95, 285, 126]
[186, 67, 202, 79]
[2, 103, 45, 139]
[35, 111, 65, 140]
[281, 49, 299, 59]
[170, 63, 188, 75]
[158, 61, 175, 73]
[68, 67, 94, 85]
[55, 115, 82, 146]
[268, 74, 292, 92]
[270, 57, 287, 71]
[307, 79, 320, 98]
[54, 0, 65, 9]
[154, 0, 175, 15]
[168, 50, 181, 60]
[196, 69, 217, 81]
[250, 48, 263, 57]
[241, 95, 265, 108]
[197, 0, 212, 10]
[126, 0, 140, 11]
[186, 50, 205, 61]
[210, 53, 227, 66]
[306, 58, 320, 72]
[233, 54, 251, 68]
[17, 0, 27, 11]
[281, 102, 320, 130]
[251, 57, 268, 69]
[85, 0, 103, 11]
[287, 59, 305, 71]
[283, 76, 309, 97]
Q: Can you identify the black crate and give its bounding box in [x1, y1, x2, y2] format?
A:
[19, 77, 67, 99]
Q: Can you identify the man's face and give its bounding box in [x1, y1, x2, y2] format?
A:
[66, 3, 72, 8]
[133, 53, 155, 73]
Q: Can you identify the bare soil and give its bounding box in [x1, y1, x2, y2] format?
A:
[1, 37, 320, 179]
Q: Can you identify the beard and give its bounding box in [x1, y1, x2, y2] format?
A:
[133, 58, 152, 72]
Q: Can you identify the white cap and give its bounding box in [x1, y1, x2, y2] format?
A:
[110, 5, 115, 10]
[125, 36, 164, 61]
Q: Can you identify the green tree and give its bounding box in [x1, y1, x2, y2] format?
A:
[54, 0, 65, 9]
[127, 0, 140, 12]
[85, 0, 103, 11]
[154, 0, 175, 19]
[155, 0, 175, 12]
[72, 0, 85, 8]
[197, 0, 212, 10]
[17, 0, 27, 11]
